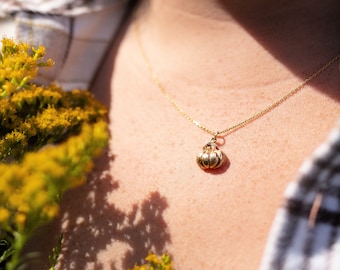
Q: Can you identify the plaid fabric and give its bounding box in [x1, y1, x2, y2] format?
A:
[0, 0, 121, 17]
[261, 121, 340, 270]
[0, 0, 127, 90]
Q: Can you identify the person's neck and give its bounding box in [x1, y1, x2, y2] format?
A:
[134, 0, 339, 96]
[140, 0, 340, 30]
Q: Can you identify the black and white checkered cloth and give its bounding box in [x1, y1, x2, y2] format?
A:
[261, 122, 340, 270]
[0, 0, 128, 90]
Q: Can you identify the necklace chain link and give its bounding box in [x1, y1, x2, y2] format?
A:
[135, 24, 340, 137]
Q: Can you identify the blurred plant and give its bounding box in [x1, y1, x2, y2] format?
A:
[48, 234, 63, 270]
[0, 38, 108, 270]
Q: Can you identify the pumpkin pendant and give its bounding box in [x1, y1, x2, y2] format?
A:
[196, 138, 227, 170]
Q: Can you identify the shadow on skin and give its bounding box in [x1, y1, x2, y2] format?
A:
[61, 150, 170, 270]
[217, 0, 340, 102]
[24, 149, 171, 270]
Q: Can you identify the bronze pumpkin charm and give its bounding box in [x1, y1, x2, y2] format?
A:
[196, 139, 227, 170]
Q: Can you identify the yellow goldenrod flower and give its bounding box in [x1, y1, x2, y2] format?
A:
[0, 37, 109, 270]
[14, 213, 27, 229]
[0, 207, 10, 223]
[132, 252, 174, 270]
[42, 204, 59, 220]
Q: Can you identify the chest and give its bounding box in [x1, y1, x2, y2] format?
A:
[105, 81, 339, 269]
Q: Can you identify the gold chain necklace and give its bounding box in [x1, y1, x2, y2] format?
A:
[134, 24, 340, 170]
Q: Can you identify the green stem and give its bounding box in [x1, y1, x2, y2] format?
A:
[6, 232, 27, 270]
